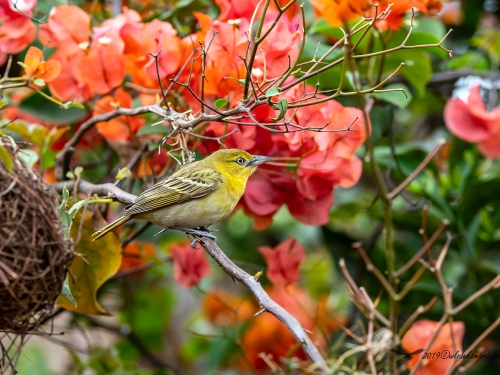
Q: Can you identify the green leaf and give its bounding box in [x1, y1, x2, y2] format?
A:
[447, 52, 489, 71]
[33, 78, 46, 87]
[383, 50, 432, 97]
[74, 166, 83, 177]
[386, 31, 447, 59]
[271, 99, 288, 121]
[214, 98, 228, 109]
[67, 199, 87, 219]
[57, 210, 122, 315]
[0, 144, 13, 172]
[458, 178, 500, 227]
[372, 84, 412, 108]
[414, 17, 446, 40]
[19, 90, 88, 124]
[136, 121, 170, 136]
[61, 274, 77, 307]
[59, 185, 87, 238]
[17, 61, 28, 69]
[265, 87, 280, 97]
[63, 102, 86, 109]
[59, 185, 72, 237]
[5, 121, 47, 148]
[308, 19, 367, 50]
[116, 167, 132, 182]
[17, 148, 39, 168]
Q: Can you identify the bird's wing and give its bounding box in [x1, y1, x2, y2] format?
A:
[124, 163, 222, 215]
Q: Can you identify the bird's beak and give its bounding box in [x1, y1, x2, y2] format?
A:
[248, 155, 272, 166]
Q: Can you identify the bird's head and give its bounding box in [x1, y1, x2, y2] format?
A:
[205, 149, 272, 181]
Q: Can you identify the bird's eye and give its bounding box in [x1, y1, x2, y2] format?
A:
[235, 157, 245, 165]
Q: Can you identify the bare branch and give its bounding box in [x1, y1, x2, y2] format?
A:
[387, 138, 447, 200]
[200, 238, 329, 373]
[51, 180, 136, 204]
[50, 180, 328, 372]
[54, 104, 169, 181]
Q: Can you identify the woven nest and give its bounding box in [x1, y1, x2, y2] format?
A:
[0, 137, 73, 334]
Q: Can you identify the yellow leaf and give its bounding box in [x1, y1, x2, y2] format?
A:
[0, 144, 13, 172]
[5, 121, 47, 148]
[57, 210, 122, 315]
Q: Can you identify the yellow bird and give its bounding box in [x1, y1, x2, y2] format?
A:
[92, 149, 272, 241]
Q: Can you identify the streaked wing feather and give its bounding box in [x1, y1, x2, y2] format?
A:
[124, 163, 222, 215]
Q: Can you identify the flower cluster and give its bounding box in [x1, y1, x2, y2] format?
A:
[310, 0, 442, 30]
[26, 0, 368, 229]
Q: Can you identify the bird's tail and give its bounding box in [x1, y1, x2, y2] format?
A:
[92, 214, 132, 241]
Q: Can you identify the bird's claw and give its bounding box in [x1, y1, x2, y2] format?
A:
[197, 226, 218, 233]
[170, 226, 217, 242]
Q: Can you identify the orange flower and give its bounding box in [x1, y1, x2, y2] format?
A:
[241, 285, 318, 370]
[23, 46, 61, 83]
[81, 29, 125, 95]
[309, 0, 370, 27]
[310, 0, 442, 30]
[141, 20, 183, 81]
[47, 50, 92, 102]
[202, 288, 254, 325]
[258, 238, 306, 286]
[39, 5, 91, 56]
[94, 88, 145, 142]
[203, 19, 248, 97]
[402, 320, 465, 375]
[120, 242, 155, 272]
[170, 241, 211, 287]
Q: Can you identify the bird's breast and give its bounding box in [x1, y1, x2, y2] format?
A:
[139, 187, 241, 229]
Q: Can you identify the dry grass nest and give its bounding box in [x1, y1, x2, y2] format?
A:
[0, 137, 73, 334]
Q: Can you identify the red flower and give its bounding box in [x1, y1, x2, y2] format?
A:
[258, 238, 306, 286]
[170, 242, 211, 287]
[402, 320, 465, 375]
[444, 85, 500, 158]
[236, 87, 366, 229]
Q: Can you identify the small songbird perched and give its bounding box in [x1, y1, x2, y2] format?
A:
[92, 149, 272, 241]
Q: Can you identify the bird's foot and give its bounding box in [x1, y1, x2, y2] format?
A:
[197, 226, 218, 233]
[170, 226, 217, 242]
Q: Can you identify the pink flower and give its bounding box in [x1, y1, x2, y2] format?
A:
[258, 238, 306, 286]
[170, 242, 211, 287]
[0, 1, 36, 65]
[444, 85, 500, 158]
